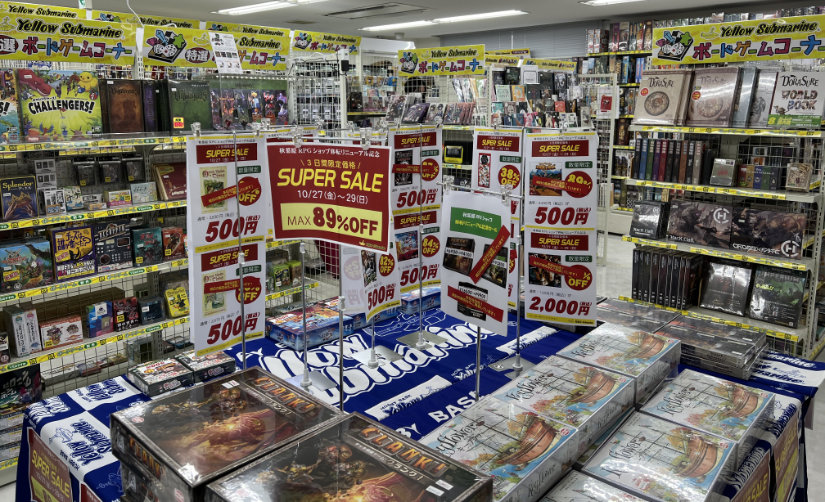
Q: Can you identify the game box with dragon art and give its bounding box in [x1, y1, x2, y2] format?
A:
[205, 413, 492, 502]
[111, 367, 341, 502]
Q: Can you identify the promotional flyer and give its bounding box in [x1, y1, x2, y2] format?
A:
[524, 131, 598, 326]
[186, 136, 271, 355]
[441, 190, 511, 335]
[390, 126, 444, 293]
[269, 143, 392, 252]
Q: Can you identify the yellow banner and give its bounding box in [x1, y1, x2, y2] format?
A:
[398, 45, 485, 76]
[142, 25, 212, 67]
[0, 14, 136, 65]
[291, 30, 360, 54]
[236, 32, 290, 71]
[91, 10, 199, 29]
[523, 58, 577, 72]
[207, 21, 290, 37]
[487, 48, 530, 57]
[486, 55, 521, 66]
[0, 1, 83, 19]
[652, 15, 825, 65]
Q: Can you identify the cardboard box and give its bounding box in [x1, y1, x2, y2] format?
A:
[51, 226, 96, 282]
[267, 305, 353, 351]
[94, 220, 134, 273]
[162, 227, 186, 261]
[401, 285, 441, 314]
[175, 350, 236, 382]
[4, 304, 41, 356]
[127, 358, 194, 396]
[105, 189, 132, 207]
[0, 238, 54, 292]
[39, 314, 83, 350]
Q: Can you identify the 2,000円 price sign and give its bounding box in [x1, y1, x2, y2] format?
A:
[269, 144, 392, 252]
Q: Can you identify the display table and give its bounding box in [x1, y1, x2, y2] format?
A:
[14, 309, 825, 502]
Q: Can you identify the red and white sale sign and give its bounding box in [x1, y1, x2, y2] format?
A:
[390, 126, 443, 293]
[524, 131, 598, 326]
[187, 136, 270, 355]
[269, 143, 392, 252]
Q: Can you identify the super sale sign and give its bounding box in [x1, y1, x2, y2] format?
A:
[186, 136, 271, 355]
[524, 131, 598, 326]
[390, 126, 443, 293]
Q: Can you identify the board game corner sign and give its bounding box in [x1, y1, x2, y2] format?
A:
[399, 45, 485, 76]
[292, 30, 360, 54]
[652, 14, 825, 65]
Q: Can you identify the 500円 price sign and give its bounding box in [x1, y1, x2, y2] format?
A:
[269, 143, 392, 252]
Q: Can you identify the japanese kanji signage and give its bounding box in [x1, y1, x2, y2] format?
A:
[235, 31, 290, 71]
[0, 14, 136, 65]
[523, 58, 577, 72]
[487, 48, 530, 56]
[91, 10, 199, 29]
[291, 30, 360, 54]
[653, 15, 825, 65]
[398, 45, 485, 76]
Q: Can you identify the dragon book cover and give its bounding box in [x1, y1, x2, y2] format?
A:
[50, 226, 96, 282]
[16, 69, 102, 142]
[103, 79, 145, 134]
[111, 367, 340, 502]
[421, 396, 579, 502]
[206, 413, 492, 502]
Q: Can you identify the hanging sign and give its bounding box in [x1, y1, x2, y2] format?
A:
[440, 190, 511, 335]
[486, 55, 521, 66]
[235, 31, 290, 72]
[0, 14, 136, 65]
[186, 136, 271, 355]
[523, 58, 577, 72]
[207, 21, 289, 37]
[390, 126, 443, 293]
[398, 45, 485, 77]
[472, 127, 523, 308]
[524, 131, 598, 326]
[652, 15, 825, 65]
[91, 10, 199, 29]
[291, 30, 360, 54]
[488, 48, 531, 57]
[269, 143, 392, 252]
[0, 1, 83, 18]
[209, 31, 242, 74]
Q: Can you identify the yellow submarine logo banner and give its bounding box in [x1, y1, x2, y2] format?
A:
[292, 30, 360, 54]
[91, 10, 199, 29]
[0, 13, 136, 65]
[398, 45, 486, 76]
[0, 1, 83, 19]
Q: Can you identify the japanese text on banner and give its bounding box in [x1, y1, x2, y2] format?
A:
[0, 1, 83, 19]
[292, 30, 360, 54]
[524, 132, 598, 326]
[398, 45, 485, 77]
[652, 15, 825, 65]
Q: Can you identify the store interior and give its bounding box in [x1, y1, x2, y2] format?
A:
[0, 0, 823, 501]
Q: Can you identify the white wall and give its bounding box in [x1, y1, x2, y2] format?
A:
[440, 21, 597, 59]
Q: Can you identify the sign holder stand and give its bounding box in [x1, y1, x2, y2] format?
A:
[233, 131, 248, 371]
[297, 241, 336, 391]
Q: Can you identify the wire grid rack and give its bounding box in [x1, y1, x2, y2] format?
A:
[289, 56, 345, 130]
[265, 240, 340, 314]
[397, 73, 489, 126]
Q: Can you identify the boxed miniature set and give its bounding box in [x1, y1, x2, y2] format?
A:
[111, 367, 340, 502]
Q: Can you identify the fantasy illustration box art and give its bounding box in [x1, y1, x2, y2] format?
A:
[0, 70, 19, 144]
[17, 69, 103, 141]
[0, 238, 53, 292]
[666, 200, 733, 249]
[111, 367, 340, 502]
[206, 413, 492, 502]
[1, 175, 37, 222]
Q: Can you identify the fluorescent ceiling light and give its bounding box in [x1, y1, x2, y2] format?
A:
[362, 9, 527, 31]
[361, 20, 435, 32]
[215, 0, 325, 16]
[579, 0, 644, 6]
[434, 10, 527, 23]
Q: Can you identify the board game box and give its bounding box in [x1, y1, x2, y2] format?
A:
[206, 412, 491, 502]
[39, 314, 83, 350]
[50, 226, 96, 282]
[111, 367, 340, 502]
[421, 395, 580, 502]
[556, 323, 681, 404]
[152, 162, 187, 201]
[126, 358, 195, 397]
[598, 298, 680, 324]
[699, 260, 753, 316]
[654, 323, 761, 369]
[113, 297, 140, 332]
[138, 296, 165, 325]
[0, 239, 53, 292]
[582, 412, 735, 502]
[492, 355, 634, 459]
[86, 301, 113, 338]
[103, 79, 144, 133]
[267, 305, 354, 351]
[175, 350, 236, 383]
[748, 266, 806, 328]
[401, 285, 441, 313]
[94, 220, 133, 273]
[16, 69, 103, 141]
[769, 71, 825, 129]
[167, 79, 213, 135]
[1, 176, 37, 221]
[4, 305, 41, 357]
[731, 67, 758, 128]
[142, 80, 159, 132]
[666, 315, 766, 348]
[541, 471, 644, 502]
[130, 182, 158, 204]
[0, 70, 19, 144]
[132, 227, 163, 266]
[749, 70, 779, 128]
[632, 69, 691, 126]
[686, 67, 740, 127]
[641, 369, 775, 467]
[629, 200, 668, 239]
[666, 200, 733, 249]
[730, 208, 805, 260]
[596, 307, 671, 333]
[162, 227, 186, 261]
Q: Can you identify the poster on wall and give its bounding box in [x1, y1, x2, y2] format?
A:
[524, 131, 598, 326]
[268, 143, 392, 252]
[440, 190, 511, 335]
[186, 136, 271, 355]
[390, 126, 443, 293]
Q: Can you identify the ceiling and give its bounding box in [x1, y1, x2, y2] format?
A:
[40, 0, 789, 39]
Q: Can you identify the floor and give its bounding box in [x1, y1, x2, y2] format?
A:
[0, 235, 821, 499]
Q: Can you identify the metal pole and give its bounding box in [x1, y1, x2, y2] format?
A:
[338, 245, 345, 411]
[300, 242, 311, 389]
[234, 131, 247, 371]
[512, 127, 528, 375]
[475, 325, 482, 400]
[416, 124, 427, 349]
[368, 318, 379, 368]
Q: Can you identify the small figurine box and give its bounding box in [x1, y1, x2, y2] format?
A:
[266, 305, 353, 351]
[39, 314, 83, 349]
[583, 412, 736, 502]
[50, 226, 96, 282]
[130, 182, 158, 204]
[0, 238, 54, 292]
[401, 285, 441, 314]
[557, 323, 681, 404]
[113, 297, 140, 332]
[111, 367, 340, 502]
[94, 220, 133, 273]
[85, 301, 113, 338]
[421, 396, 580, 502]
[1, 175, 37, 221]
[641, 369, 775, 467]
[492, 355, 635, 459]
[105, 189, 132, 207]
[206, 412, 492, 502]
[132, 227, 163, 266]
[541, 471, 645, 502]
[175, 350, 236, 382]
[126, 358, 194, 397]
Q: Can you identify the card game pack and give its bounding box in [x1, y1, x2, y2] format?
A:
[51, 226, 96, 282]
[17, 69, 103, 141]
[132, 227, 163, 266]
[0, 239, 53, 292]
[1, 176, 37, 221]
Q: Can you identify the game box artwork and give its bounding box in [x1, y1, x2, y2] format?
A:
[94, 220, 133, 273]
[16, 69, 103, 141]
[167, 79, 213, 135]
[111, 367, 340, 502]
[543, 471, 644, 502]
[127, 358, 194, 396]
[666, 200, 733, 249]
[103, 79, 144, 133]
[132, 227, 163, 266]
[730, 208, 806, 260]
[0, 239, 53, 292]
[50, 226, 96, 282]
[176, 350, 236, 383]
[267, 305, 353, 351]
[205, 413, 492, 502]
[0, 70, 19, 144]
[1, 175, 37, 221]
